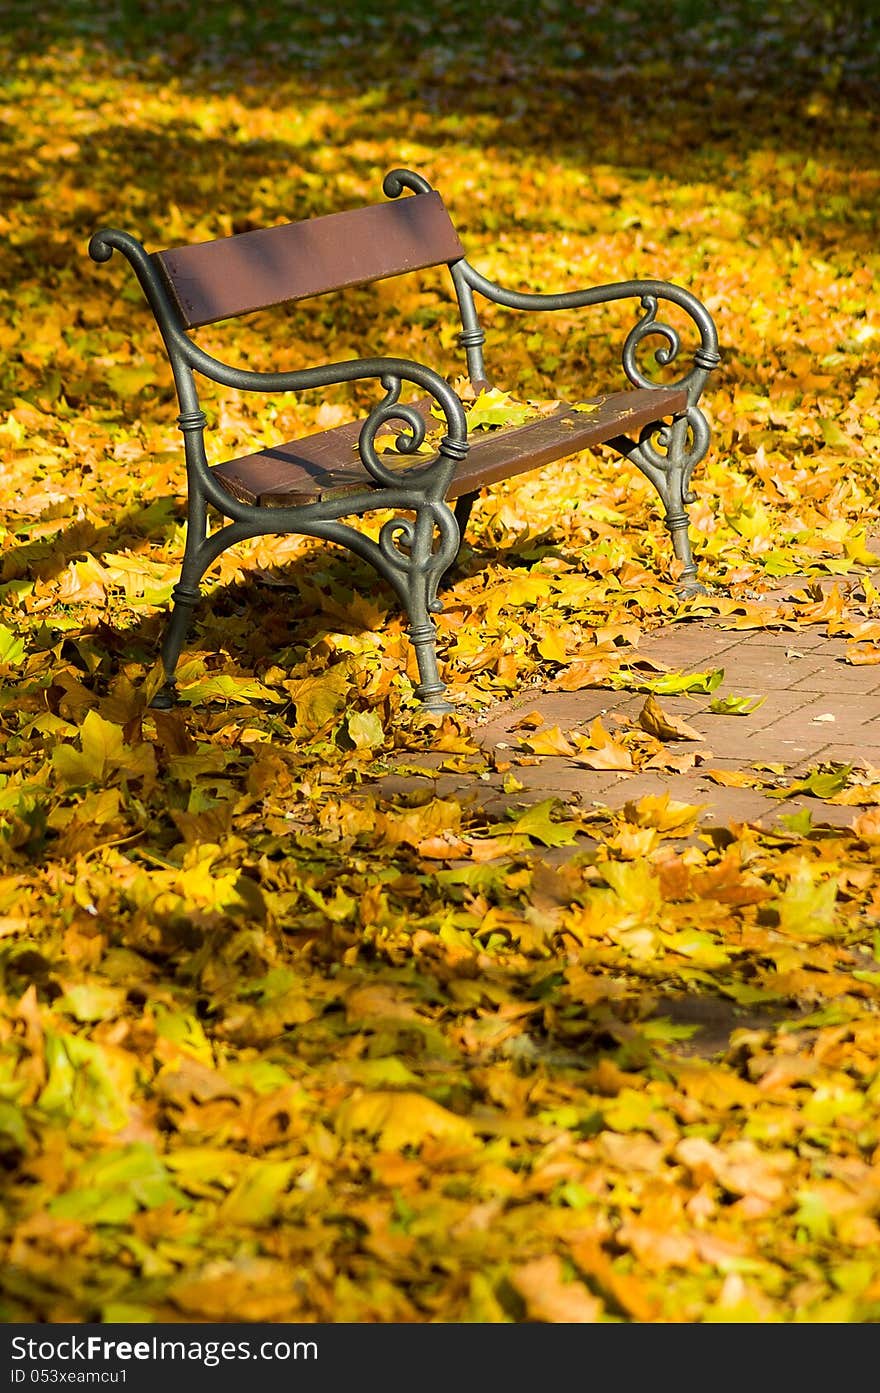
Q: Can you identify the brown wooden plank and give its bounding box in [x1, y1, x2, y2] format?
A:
[210, 386, 688, 509]
[154, 193, 465, 328]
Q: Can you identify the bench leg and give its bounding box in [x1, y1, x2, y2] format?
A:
[438, 491, 478, 591]
[379, 504, 457, 714]
[660, 414, 705, 596]
[408, 615, 451, 713]
[151, 487, 211, 709]
[152, 583, 201, 709]
[608, 406, 710, 596]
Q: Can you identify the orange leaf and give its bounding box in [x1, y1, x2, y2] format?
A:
[509, 1255, 604, 1323]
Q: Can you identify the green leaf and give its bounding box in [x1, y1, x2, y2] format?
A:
[611, 667, 725, 695]
[818, 417, 849, 447]
[219, 1159, 296, 1224]
[0, 623, 25, 665]
[493, 798, 582, 847]
[57, 982, 127, 1023]
[466, 388, 533, 431]
[177, 673, 284, 705]
[769, 764, 853, 800]
[639, 1017, 702, 1041]
[708, 693, 766, 715]
[777, 808, 814, 836]
[0, 1100, 27, 1151]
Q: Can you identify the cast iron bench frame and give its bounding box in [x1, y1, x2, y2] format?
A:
[89, 168, 721, 713]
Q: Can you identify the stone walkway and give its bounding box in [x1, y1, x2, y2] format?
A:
[381, 591, 880, 832]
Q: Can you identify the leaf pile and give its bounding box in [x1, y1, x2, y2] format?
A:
[2, 0, 880, 1324]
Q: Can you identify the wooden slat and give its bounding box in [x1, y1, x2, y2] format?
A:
[210, 386, 689, 509]
[154, 193, 465, 328]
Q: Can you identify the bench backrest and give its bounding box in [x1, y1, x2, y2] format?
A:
[153, 191, 465, 329]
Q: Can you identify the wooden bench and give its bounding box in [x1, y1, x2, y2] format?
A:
[88, 168, 721, 713]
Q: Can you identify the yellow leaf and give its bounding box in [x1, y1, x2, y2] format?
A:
[284, 663, 353, 732]
[536, 629, 569, 663]
[56, 556, 107, 603]
[620, 792, 705, 835]
[80, 710, 126, 775]
[704, 768, 767, 789]
[570, 716, 635, 770]
[573, 743, 635, 771]
[336, 1091, 475, 1150]
[465, 387, 533, 431]
[775, 863, 840, 939]
[522, 725, 575, 756]
[552, 657, 617, 690]
[638, 694, 704, 741]
[846, 645, 880, 666]
[417, 833, 472, 859]
[377, 798, 462, 848]
[512, 710, 545, 730]
[346, 710, 385, 749]
[105, 364, 157, 398]
[851, 809, 880, 842]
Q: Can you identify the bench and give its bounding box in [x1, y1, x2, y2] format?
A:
[88, 168, 721, 713]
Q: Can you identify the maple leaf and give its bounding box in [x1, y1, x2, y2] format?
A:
[336, 1091, 476, 1150]
[708, 693, 766, 715]
[465, 387, 534, 431]
[619, 792, 705, 836]
[489, 798, 582, 848]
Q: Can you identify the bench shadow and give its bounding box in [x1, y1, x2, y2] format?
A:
[2, 498, 184, 588]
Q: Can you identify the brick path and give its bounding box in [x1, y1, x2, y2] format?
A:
[380, 586, 880, 832]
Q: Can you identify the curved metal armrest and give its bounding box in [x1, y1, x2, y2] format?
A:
[182, 345, 469, 493]
[382, 168, 721, 405]
[458, 263, 720, 403]
[89, 227, 468, 494]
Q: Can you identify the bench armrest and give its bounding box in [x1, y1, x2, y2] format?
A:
[383, 169, 721, 407]
[458, 263, 720, 404]
[89, 227, 468, 496]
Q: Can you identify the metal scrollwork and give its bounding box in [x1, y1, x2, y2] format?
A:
[378, 500, 460, 593]
[379, 514, 416, 569]
[623, 295, 684, 391]
[635, 404, 711, 503]
[358, 376, 436, 491]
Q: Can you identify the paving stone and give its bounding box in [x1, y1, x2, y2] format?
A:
[637, 629, 743, 664]
[729, 628, 832, 651]
[702, 690, 824, 729]
[587, 771, 779, 826]
[690, 727, 823, 763]
[371, 618, 880, 848]
[475, 688, 614, 741]
[698, 656, 825, 690]
[758, 692, 880, 741]
[800, 743, 880, 770]
[789, 664, 880, 692]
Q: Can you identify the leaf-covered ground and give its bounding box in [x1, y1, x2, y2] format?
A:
[2, 0, 880, 1323]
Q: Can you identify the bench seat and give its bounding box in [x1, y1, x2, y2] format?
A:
[210, 385, 688, 510]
